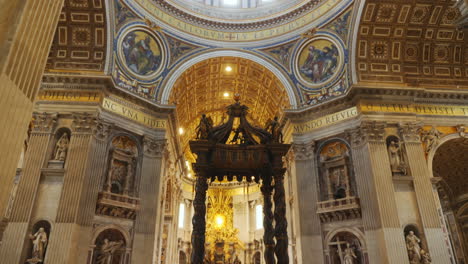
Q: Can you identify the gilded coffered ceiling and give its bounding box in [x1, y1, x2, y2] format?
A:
[433, 138, 468, 200]
[46, 0, 107, 72]
[356, 0, 468, 88]
[169, 57, 290, 155]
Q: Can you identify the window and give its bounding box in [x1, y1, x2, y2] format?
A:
[255, 204, 263, 230]
[223, 0, 239, 7]
[178, 203, 185, 228]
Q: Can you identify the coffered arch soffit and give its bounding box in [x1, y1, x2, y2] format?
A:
[356, 0, 468, 88]
[46, 0, 110, 73]
[168, 56, 290, 155]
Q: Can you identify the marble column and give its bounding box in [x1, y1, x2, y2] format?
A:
[0, 112, 56, 263]
[131, 137, 166, 263]
[348, 121, 408, 264]
[44, 114, 105, 264]
[291, 142, 324, 264]
[0, 0, 63, 242]
[399, 123, 451, 264]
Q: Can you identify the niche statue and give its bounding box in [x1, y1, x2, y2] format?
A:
[343, 243, 357, 264]
[406, 231, 422, 264]
[28, 227, 48, 262]
[53, 133, 69, 161]
[387, 139, 406, 175]
[96, 239, 124, 264]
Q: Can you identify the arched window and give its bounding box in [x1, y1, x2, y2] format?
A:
[255, 204, 263, 230]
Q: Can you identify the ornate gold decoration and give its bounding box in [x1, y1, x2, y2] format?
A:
[205, 189, 244, 262]
[301, 28, 317, 38]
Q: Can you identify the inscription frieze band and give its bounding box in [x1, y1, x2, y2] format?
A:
[102, 98, 167, 129]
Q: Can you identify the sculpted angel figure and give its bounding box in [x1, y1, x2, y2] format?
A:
[196, 114, 213, 140]
[53, 133, 69, 161]
[29, 227, 48, 260]
[422, 127, 442, 154]
[420, 249, 432, 264]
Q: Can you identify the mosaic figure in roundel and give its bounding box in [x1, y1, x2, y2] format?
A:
[298, 39, 340, 85]
[121, 30, 162, 76]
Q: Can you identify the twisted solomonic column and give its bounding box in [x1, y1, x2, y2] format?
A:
[190, 175, 209, 264]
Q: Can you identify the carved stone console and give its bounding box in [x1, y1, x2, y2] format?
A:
[95, 191, 140, 219]
[316, 197, 361, 223]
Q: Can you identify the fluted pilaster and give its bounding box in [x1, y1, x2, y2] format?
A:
[399, 123, 451, 264]
[291, 141, 324, 264]
[0, 113, 56, 263]
[132, 137, 166, 263]
[0, 0, 63, 242]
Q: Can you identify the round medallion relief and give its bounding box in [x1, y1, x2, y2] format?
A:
[294, 36, 344, 89]
[117, 27, 164, 80]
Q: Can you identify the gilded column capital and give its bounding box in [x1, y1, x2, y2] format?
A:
[398, 122, 422, 143]
[291, 141, 315, 161]
[31, 112, 57, 134]
[93, 119, 113, 141]
[71, 113, 97, 134]
[143, 137, 167, 158]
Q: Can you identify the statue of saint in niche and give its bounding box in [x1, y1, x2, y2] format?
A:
[387, 140, 406, 175]
[343, 243, 357, 264]
[96, 239, 124, 264]
[28, 227, 48, 261]
[406, 231, 422, 263]
[53, 133, 69, 161]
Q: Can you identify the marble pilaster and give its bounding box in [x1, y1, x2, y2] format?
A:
[45, 114, 103, 264]
[349, 121, 408, 264]
[292, 142, 324, 264]
[0, 0, 63, 243]
[0, 113, 56, 263]
[131, 137, 166, 263]
[399, 123, 451, 264]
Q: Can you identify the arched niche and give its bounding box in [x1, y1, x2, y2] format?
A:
[47, 127, 71, 168]
[431, 137, 468, 263]
[252, 251, 261, 264]
[92, 228, 129, 264]
[104, 135, 139, 196]
[385, 135, 408, 176]
[325, 229, 368, 264]
[24, 220, 51, 263]
[317, 140, 356, 201]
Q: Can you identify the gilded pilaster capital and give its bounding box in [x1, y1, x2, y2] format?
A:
[143, 137, 167, 158]
[93, 119, 114, 141]
[291, 141, 315, 161]
[71, 113, 97, 134]
[398, 122, 422, 143]
[31, 112, 57, 134]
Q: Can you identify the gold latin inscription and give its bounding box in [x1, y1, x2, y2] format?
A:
[102, 98, 166, 129]
[360, 102, 468, 116]
[293, 107, 359, 134]
[38, 90, 101, 102]
[135, 0, 341, 42]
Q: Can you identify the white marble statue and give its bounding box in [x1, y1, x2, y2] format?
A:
[406, 231, 422, 263]
[29, 227, 48, 260]
[387, 140, 402, 173]
[343, 243, 357, 264]
[96, 239, 124, 264]
[53, 133, 69, 161]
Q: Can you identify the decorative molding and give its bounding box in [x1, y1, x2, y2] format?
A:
[71, 113, 97, 134]
[398, 122, 422, 143]
[143, 137, 167, 158]
[456, 124, 468, 138]
[291, 141, 315, 161]
[93, 119, 114, 141]
[31, 112, 57, 134]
